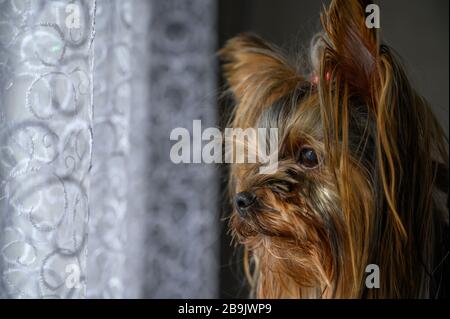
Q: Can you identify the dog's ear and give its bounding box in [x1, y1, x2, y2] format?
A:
[319, 0, 379, 99]
[219, 34, 302, 127]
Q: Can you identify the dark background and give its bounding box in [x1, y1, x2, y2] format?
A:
[217, 0, 449, 298]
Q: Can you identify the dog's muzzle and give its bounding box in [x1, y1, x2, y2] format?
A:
[234, 191, 257, 217]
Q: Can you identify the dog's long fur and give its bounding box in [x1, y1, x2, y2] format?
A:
[219, 0, 449, 298]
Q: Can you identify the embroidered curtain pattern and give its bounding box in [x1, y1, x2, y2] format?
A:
[0, 0, 218, 299]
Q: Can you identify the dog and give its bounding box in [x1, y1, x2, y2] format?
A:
[219, 0, 449, 298]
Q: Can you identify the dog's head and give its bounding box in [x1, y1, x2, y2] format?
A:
[219, 0, 448, 298]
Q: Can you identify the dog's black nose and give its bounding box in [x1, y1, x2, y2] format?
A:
[234, 191, 257, 217]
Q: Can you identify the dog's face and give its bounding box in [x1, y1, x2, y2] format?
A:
[220, 0, 448, 299]
[230, 91, 362, 297]
[222, 49, 375, 297]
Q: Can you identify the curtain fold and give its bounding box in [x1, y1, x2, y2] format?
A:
[0, 0, 95, 298]
[87, 0, 133, 299]
[142, 0, 219, 298]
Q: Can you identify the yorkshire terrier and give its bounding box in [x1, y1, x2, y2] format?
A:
[219, 0, 449, 298]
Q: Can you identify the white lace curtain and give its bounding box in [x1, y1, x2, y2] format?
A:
[0, 0, 218, 298]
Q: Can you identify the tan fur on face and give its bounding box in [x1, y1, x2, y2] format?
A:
[220, 0, 449, 299]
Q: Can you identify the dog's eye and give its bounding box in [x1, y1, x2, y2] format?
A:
[297, 147, 319, 169]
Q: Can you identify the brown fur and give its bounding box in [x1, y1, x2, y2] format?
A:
[219, 0, 449, 298]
